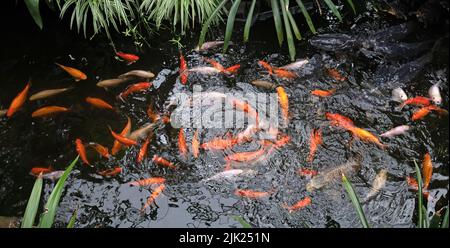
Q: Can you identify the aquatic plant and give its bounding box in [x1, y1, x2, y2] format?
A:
[21, 156, 79, 228]
[200, 0, 356, 61]
[342, 173, 370, 228]
[24, 0, 44, 29]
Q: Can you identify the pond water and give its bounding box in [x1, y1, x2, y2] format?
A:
[0, 2, 448, 228]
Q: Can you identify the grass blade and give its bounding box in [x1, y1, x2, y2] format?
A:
[21, 174, 43, 228]
[280, 0, 296, 61]
[295, 0, 317, 34]
[243, 0, 257, 42]
[342, 173, 370, 228]
[198, 0, 228, 49]
[414, 160, 424, 228]
[270, 0, 284, 46]
[442, 206, 449, 228]
[346, 0, 356, 14]
[233, 216, 252, 228]
[24, 0, 43, 29]
[67, 208, 77, 228]
[286, 5, 301, 40]
[323, 0, 342, 21]
[223, 0, 242, 53]
[38, 156, 79, 228]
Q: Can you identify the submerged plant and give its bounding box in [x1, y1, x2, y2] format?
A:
[342, 173, 370, 228]
[21, 156, 79, 228]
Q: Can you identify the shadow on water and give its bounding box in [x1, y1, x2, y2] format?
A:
[0, 1, 448, 227]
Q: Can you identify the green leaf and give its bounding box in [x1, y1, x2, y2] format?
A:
[280, 0, 296, 61]
[223, 0, 242, 53]
[342, 173, 370, 228]
[429, 212, 442, 228]
[198, 0, 229, 49]
[323, 0, 342, 21]
[414, 160, 424, 228]
[295, 0, 317, 34]
[38, 156, 79, 228]
[285, 3, 302, 40]
[441, 206, 448, 228]
[24, 0, 43, 29]
[233, 216, 252, 228]
[346, 0, 356, 14]
[270, 0, 284, 46]
[21, 174, 43, 228]
[67, 208, 77, 228]
[422, 205, 430, 228]
[243, 0, 257, 42]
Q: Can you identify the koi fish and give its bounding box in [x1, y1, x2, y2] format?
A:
[348, 126, 387, 149]
[86, 97, 114, 111]
[311, 89, 336, 97]
[202, 169, 257, 182]
[96, 78, 132, 89]
[273, 68, 297, 79]
[109, 127, 138, 146]
[399, 96, 431, 109]
[88, 143, 110, 159]
[225, 148, 267, 162]
[298, 168, 319, 177]
[98, 166, 122, 177]
[225, 64, 241, 74]
[147, 103, 160, 123]
[230, 99, 259, 125]
[55, 63, 87, 81]
[116, 52, 139, 65]
[178, 129, 188, 157]
[129, 124, 155, 142]
[180, 52, 188, 84]
[406, 176, 430, 199]
[152, 155, 176, 169]
[7, 81, 31, 117]
[129, 177, 166, 187]
[273, 135, 291, 149]
[422, 153, 433, 189]
[201, 135, 237, 151]
[187, 66, 221, 75]
[31, 106, 69, 118]
[325, 113, 355, 129]
[258, 60, 274, 74]
[307, 128, 323, 163]
[276, 86, 289, 124]
[30, 166, 53, 176]
[192, 130, 200, 158]
[234, 189, 273, 199]
[279, 59, 309, 71]
[118, 70, 155, 80]
[364, 169, 388, 201]
[203, 57, 240, 74]
[236, 125, 258, 144]
[75, 138, 91, 166]
[412, 105, 448, 121]
[111, 117, 132, 155]
[380, 125, 410, 138]
[282, 196, 312, 213]
[41, 170, 65, 181]
[29, 87, 73, 101]
[194, 41, 226, 51]
[326, 68, 346, 81]
[141, 184, 166, 212]
[391, 87, 408, 102]
[119, 82, 152, 101]
[428, 83, 442, 105]
[137, 137, 151, 163]
[250, 80, 277, 90]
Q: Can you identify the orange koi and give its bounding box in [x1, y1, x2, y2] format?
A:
[282, 196, 312, 213]
[141, 184, 166, 211]
[161, 115, 171, 124]
[298, 168, 318, 177]
[55, 63, 87, 81]
[234, 189, 273, 199]
[111, 117, 132, 155]
[326, 68, 346, 81]
[180, 52, 188, 84]
[274, 135, 291, 148]
[89, 143, 111, 159]
[225, 64, 241, 74]
[129, 177, 166, 187]
[86, 97, 114, 111]
[325, 113, 355, 129]
[116, 52, 139, 65]
[31, 106, 69, 118]
[204, 57, 225, 72]
[137, 137, 151, 163]
[109, 127, 138, 146]
[147, 103, 160, 123]
[30, 166, 53, 176]
[152, 155, 176, 169]
[231, 99, 259, 125]
[119, 82, 152, 100]
[348, 126, 387, 149]
[276, 86, 289, 124]
[412, 105, 448, 121]
[98, 166, 122, 177]
[273, 68, 297, 79]
[422, 153, 433, 189]
[406, 176, 430, 199]
[307, 128, 323, 163]
[258, 60, 273, 74]
[311, 89, 336, 97]
[201, 135, 237, 151]
[7, 81, 31, 117]
[192, 130, 200, 158]
[178, 129, 188, 157]
[399, 96, 431, 109]
[75, 138, 90, 166]
[225, 148, 267, 162]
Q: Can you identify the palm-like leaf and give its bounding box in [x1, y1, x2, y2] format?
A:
[21, 174, 43, 228]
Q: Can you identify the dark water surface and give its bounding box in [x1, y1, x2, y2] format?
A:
[0, 2, 448, 228]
